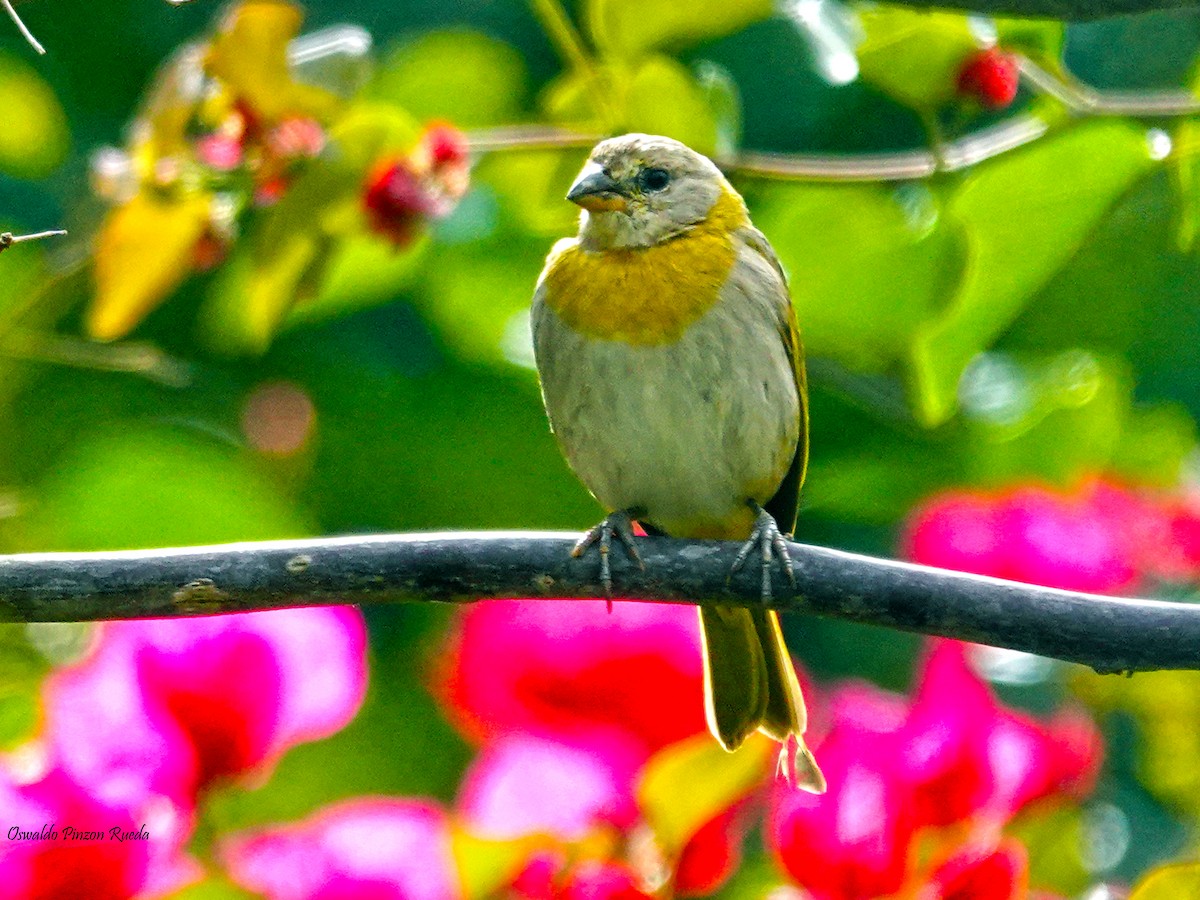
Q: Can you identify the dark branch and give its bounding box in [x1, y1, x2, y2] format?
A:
[889, 0, 1195, 19]
[0, 531, 1196, 675]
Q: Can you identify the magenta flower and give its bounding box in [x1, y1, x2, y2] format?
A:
[673, 805, 751, 898]
[926, 840, 1027, 900]
[769, 718, 916, 900]
[901, 641, 1101, 825]
[558, 860, 655, 900]
[769, 640, 1101, 899]
[438, 599, 773, 898]
[45, 607, 368, 803]
[223, 798, 459, 900]
[0, 767, 196, 900]
[457, 733, 641, 840]
[435, 599, 707, 758]
[902, 478, 1184, 593]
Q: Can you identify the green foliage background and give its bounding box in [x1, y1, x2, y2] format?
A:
[5, 0, 1200, 893]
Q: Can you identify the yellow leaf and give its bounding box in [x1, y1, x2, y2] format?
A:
[205, 0, 338, 122]
[135, 50, 208, 163]
[450, 824, 547, 900]
[637, 731, 773, 858]
[90, 193, 212, 341]
[0, 53, 69, 179]
[1130, 862, 1200, 900]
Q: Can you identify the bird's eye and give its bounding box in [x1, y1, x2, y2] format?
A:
[640, 167, 670, 192]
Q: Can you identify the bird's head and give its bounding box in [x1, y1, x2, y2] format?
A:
[567, 134, 732, 251]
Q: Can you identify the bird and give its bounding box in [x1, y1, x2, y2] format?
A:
[530, 133, 825, 793]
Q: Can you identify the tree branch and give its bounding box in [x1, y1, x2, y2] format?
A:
[886, 0, 1198, 19]
[0, 531, 1195, 675]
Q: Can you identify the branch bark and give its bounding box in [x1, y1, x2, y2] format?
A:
[0, 531, 1196, 675]
[890, 0, 1198, 19]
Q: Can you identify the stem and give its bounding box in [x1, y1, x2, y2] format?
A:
[1, 0, 44, 54]
[525, 0, 618, 130]
[0, 230, 66, 253]
[0, 331, 192, 386]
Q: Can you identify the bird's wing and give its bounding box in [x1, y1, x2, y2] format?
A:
[736, 225, 808, 536]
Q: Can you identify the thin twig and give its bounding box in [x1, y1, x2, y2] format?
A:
[0, 331, 192, 386]
[0, 230, 66, 254]
[463, 55, 1200, 184]
[0, 531, 1195, 676]
[1, 0, 44, 54]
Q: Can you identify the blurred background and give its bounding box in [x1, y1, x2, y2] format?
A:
[4, 0, 1200, 896]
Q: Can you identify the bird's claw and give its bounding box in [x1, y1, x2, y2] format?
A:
[572, 508, 645, 597]
[731, 502, 797, 601]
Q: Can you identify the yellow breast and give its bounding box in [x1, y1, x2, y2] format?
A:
[540, 188, 749, 346]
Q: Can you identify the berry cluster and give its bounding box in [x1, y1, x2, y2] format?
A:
[362, 122, 471, 247]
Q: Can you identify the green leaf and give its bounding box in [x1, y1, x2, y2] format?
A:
[162, 877, 257, 900]
[994, 18, 1066, 68]
[586, 0, 772, 60]
[1169, 119, 1200, 252]
[0, 625, 48, 750]
[542, 56, 720, 155]
[371, 31, 528, 128]
[286, 233, 431, 326]
[0, 53, 69, 179]
[855, 6, 978, 112]
[418, 237, 547, 366]
[16, 425, 310, 551]
[752, 181, 964, 373]
[910, 120, 1156, 425]
[624, 56, 719, 156]
[696, 61, 742, 159]
[637, 731, 772, 858]
[957, 350, 1137, 486]
[1007, 804, 1090, 898]
[451, 827, 545, 900]
[1131, 862, 1200, 899]
[476, 150, 585, 238]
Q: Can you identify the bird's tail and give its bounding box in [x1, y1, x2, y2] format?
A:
[699, 605, 826, 793]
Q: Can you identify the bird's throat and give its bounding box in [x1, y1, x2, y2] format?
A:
[542, 189, 748, 346]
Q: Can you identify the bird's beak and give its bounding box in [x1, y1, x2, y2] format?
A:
[567, 164, 628, 212]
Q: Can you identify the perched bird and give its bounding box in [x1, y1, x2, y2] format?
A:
[530, 134, 825, 792]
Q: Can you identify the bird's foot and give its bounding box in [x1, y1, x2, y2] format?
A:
[572, 508, 646, 598]
[731, 501, 797, 601]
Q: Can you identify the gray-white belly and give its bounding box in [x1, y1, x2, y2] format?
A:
[532, 295, 799, 536]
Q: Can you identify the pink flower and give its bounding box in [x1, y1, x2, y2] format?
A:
[768, 641, 1102, 899]
[0, 767, 196, 900]
[223, 798, 459, 900]
[926, 840, 1028, 900]
[435, 599, 707, 759]
[902, 642, 1101, 824]
[558, 860, 654, 900]
[45, 607, 367, 803]
[998, 486, 1137, 592]
[903, 479, 1175, 593]
[196, 133, 244, 171]
[457, 733, 641, 840]
[674, 806, 749, 898]
[769, 721, 915, 900]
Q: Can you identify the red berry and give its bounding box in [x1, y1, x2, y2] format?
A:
[957, 48, 1020, 109]
[422, 122, 469, 169]
[362, 159, 433, 246]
